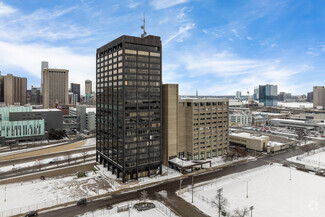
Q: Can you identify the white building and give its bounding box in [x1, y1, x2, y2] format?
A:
[269, 118, 325, 133]
[229, 110, 252, 127]
[70, 106, 96, 133]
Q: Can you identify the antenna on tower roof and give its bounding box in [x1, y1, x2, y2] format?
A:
[141, 14, 147, 38]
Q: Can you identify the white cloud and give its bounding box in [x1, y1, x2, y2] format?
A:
[0, 1, 16, 16]
[163, 23, 195, 45]
[127, 0, 144, 8]
[0, 4, 91, 43]
[151, 0, 188, 10]
[0, 41, 94, 95]
[231, 29, 242, 39]
[246, 36, 253, 40]
[177, 50, 307, 95]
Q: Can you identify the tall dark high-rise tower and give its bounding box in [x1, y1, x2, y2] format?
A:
[70, 83, 81, 103]
[96, 35, 162, 182]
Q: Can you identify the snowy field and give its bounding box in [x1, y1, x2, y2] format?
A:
[96, 164, 182, 190]
[0, 150, 95, 173]
[0, 171, 110, 213]
[278, 102, 313, 108]
[83, 137, 96, 147]
[78, 200, 178, 217]
[180, 164, 325, 217]
[96, 156, 248, 190]
[288, 148, 325, 169]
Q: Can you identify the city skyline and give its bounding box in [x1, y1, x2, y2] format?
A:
[0, 0, 324, 95]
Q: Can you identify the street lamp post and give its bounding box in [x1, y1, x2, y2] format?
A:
[192, 175, 194, 203]
[289, 166, 292, 181]
[179, 178, 183, 195]
[246, 181, 248, 198]
[4, 186, 6, 202]
[250, 206, 254, 217]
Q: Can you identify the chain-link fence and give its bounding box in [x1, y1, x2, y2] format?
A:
[0, 195, 81, 217]
[75, 201, 178, 217]
[296, 148, 325, 161]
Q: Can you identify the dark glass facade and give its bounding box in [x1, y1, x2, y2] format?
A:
[70, 83, 80, 102]
[96, 35, 162, 182]
[259, 84, 278, 106]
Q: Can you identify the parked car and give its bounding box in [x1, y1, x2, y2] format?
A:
[107, 204, 113, 210]
[77, 198, 87, 206]
[25, 210, 38, 217]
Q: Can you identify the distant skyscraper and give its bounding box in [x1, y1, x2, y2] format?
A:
[70, 83, 80, 103]
[0, 74, 27, 106]
[253, 86, 259, 100]
[259, 84, 278, 106]
[307, 91, 313, 102]
[42, 68, 69, 108]
[278, 92, 285, 101]
[30, 86, 41, 105]
[313, 86, 325, 109]
[96, 35, 162, 182]
[236, 91, 241, 99]
[41, 61, 48, 96]
[85, 80, 92, 95]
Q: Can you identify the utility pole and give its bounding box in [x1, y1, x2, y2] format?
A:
[179, 178, 183, 195]
[289, 166, 292, 181]
[192, 175, 194, 203]
[4, 186, 6, 202]
[246, 181, 249, 198]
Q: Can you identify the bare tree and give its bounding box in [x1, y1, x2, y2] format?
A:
[223, 149, 237, 161]
[231, 207, 250, 217]
[309, 143, 318, 153]
[37, 159, 42, 171]
[211, 189, 228, 217]
[301, 145, 313, 155]
[65, 154, 72, 165]
[140, 190, 148, 202]
[318, 141, 325, 148]
[154, 191, 161, 200]
[296, 129, 307, 146]
[82, 149, 88, 163]
[53, 157, 60, 167]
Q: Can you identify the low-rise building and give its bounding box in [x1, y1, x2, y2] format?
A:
[269, 118, 325, 133]
[229, 109, 252, 127]
[229, 131, 295, 153]
[9, 108, 63, 131]
[0, 106, 46, 145]
[229, 132, 269, 152]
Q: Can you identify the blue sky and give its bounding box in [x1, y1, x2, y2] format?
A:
[0, 0, 324, 95]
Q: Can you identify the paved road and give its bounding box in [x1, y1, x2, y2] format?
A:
[38, 148, 305, 217]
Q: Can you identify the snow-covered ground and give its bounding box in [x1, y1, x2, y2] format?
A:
[78, 200, 178, 217]
[96, 156, 249, 190]
[278, 102, 313, 108]
[288, 147, 325, 169]
[83, 138, 96, 147]
[0, 171, 110, 213]
[0, 150, 96, 173]
[96, 164, 182, 190]
[180, 164, 325, 217]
